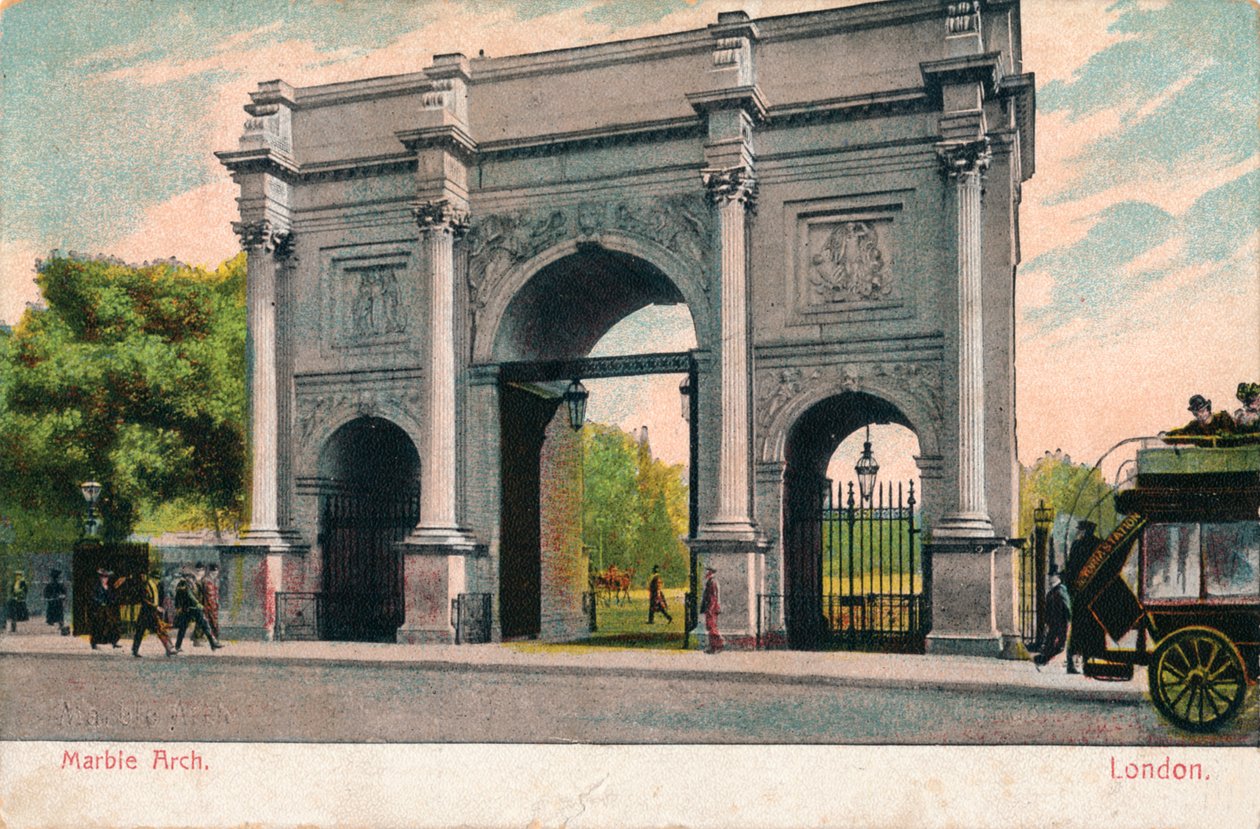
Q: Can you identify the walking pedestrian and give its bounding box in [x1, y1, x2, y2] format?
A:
[7, 570, 29, 633]
[700, 566, 722, 654]
[202, 563, 221, 639]
[126, 568, 175, 657]
[646, 565, 672, 624]
[1064, 520, 1101, 674]
[173, 565, 223, 652]
[1033, 565, 1071, 670]
[43, 568, 68, 635]
[90, 569, 122, 649]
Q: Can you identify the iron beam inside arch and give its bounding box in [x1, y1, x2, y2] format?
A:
[497, 351, 693, 383]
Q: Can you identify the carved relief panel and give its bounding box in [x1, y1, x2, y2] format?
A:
[788, 195, 910, 325]
[319, 243, 418, 358]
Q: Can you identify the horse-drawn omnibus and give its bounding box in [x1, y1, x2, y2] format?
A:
[1070, 440, 1259, 732]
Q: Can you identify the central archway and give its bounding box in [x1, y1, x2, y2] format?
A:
[490, 241, 702, 643]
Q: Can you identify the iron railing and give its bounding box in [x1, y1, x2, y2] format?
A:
[755, 593, 786, 650]
[275, 592, 324, 641]
[452, 592, 492, 644]
[1018, 537, 1042, 649]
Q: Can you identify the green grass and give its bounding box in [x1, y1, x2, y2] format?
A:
[506, 588, 690, 653]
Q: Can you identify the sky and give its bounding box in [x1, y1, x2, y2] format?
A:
[1, 0, 1256, 476]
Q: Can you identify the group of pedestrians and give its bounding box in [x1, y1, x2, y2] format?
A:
[641, 563, 723, 654]
[6, 569, 69, 635]
[90, 562, 225, 657]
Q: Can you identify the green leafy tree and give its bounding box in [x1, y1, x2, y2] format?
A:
[1019, 450, 1119, 546]
[0, 253, 247, 543]
[582, 424, 689, 586]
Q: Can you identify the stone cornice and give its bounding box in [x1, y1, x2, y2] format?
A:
[215, 147, 299, 178]
[998, 72, 1035, 181]
[686, 85, 769, 123]
[920, 52, 1004, 98]
[396, 124, 477, 163]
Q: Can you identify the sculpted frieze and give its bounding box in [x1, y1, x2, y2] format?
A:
[464, 192, 712, 327]
[756, 360, 943, 435]
[294, 385, 423, 453]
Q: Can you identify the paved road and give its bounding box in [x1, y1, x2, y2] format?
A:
[2, 654, 1257, 745]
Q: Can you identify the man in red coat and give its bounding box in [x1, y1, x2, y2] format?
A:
[700, 566, 722, 654]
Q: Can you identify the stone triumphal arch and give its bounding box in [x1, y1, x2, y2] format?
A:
[216, 0, 1035, 656]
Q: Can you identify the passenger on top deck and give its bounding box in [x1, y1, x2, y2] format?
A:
[1162, 394, 1236, 439]
[1233, 382, 1260, 433]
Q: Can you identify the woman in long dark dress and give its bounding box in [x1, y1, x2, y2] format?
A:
[89, 569, 122, 649]
[7, 571, 29, 632]
[44, 568, 68, 633]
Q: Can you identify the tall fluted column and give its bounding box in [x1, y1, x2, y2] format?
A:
[235, 220, 293, 544]
[701, 166, 757, 540]
[412, 199, 469, 534]
[935, 140, 994, 539]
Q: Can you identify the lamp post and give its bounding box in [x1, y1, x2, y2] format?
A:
[563, 379, 588, 431]
[80, 480, 102, 538]
[1032, 499, 1055, 644]
[854, 424, 879, 504]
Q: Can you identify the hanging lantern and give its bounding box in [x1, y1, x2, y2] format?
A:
[678, 375, 692, 422]
[854, 425, 879, 503]
[563, 379, 588, 431]
[80, 481, 102, 506]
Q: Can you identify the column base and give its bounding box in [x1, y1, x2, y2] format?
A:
[697, 518, 759, 543]
[924, 537, 1008, 659]
[688, 536, 768, 651]
[396, 532, 485, 645]
[931, 512, 996, 540]
[237, 528, 309, 552]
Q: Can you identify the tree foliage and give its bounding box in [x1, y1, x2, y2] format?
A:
[1019, 450, 1119, 550]
[0, 253, 247, 543]
[582, 424, 689, 586]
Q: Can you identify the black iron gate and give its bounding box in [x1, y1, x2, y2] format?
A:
[794, 480, 929, 651]
[320, 487, 419, 642]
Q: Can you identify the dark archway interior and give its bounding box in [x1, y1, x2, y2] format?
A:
[317, 417, 420, 642]
[494, 246, 685, 362]
[318, 417, 420, 492]
[782, 392, 915, 649]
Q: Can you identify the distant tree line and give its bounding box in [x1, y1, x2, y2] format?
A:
[581, 424, 689, 587]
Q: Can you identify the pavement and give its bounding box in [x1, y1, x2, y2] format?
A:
[0, 624, 1147, 705]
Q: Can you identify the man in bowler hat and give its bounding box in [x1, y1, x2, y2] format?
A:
[1164, 394, 1235, 438]
[1063, 520, 1101, 674]
[699, 566, 722, 654]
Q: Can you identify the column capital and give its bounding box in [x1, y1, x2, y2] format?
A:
[233, 220, 293, 255]
[702, 166, 757, 208]
[411, 199, 470, 238]
[936, 138, 992, 178]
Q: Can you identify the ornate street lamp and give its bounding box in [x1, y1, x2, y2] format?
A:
[1033, 500, 1055, 537]
[678, 375, 692, 422]
[854, 424, 879, 503]
[80, 480, 102, 537]
[563, 379, 588, 431]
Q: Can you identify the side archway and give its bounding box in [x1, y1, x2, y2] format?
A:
[315, 417, 420, 641]
[778, 390, 929, 651]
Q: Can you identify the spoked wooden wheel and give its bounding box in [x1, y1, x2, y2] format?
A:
[1148, 627, 1248, 733]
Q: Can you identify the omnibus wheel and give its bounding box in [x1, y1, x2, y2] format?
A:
[1148, 626, 1247, 734]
